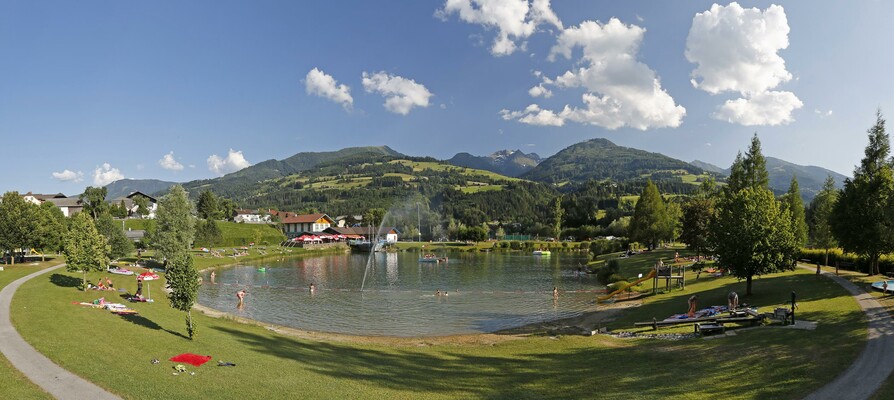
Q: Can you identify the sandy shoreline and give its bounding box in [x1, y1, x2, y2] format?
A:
[192, 296, 642, 346]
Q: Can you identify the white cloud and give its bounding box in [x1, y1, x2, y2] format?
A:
[713, 91, 803, 126]
[362, 71, 433, 115]
[52, 169, 84, 183]
[93, 163, 124, 186]
[207, 149, 252, 176]
[686, 3, 791, 95]
[686, 3, 801, 126]
[505, 18, 685, 130]
[815, 109, 833, 118]
[158, 151, 184, 171]
[500, 104, 565, 126]
[437, 0, 562, 56]
[528, 84, 552, 98]
[305, 68, 353, 110]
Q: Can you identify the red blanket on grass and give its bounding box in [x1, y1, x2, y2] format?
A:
[169, 353, 212, 367]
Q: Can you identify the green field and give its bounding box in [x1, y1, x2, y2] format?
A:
[124, 220, 286, 247]
[6, 249, 866, 399]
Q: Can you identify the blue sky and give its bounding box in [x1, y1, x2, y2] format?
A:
[2, 1, 892, 194]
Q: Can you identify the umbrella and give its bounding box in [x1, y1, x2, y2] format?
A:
[138, 271, 160, 301]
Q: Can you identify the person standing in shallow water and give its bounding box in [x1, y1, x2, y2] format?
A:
[236, 289, 246, 308]
[553, 287, 559, 301]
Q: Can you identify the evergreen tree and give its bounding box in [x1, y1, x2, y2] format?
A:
[830, 111, 893, 275]
[629, 180, 669, 249]
[724, 153, 747, 194]
[680, 196, 715, 260]
[552, 197, 564, 240]
[808, 176, 838, 270]
[0, 192, 38, 265]
[784, 176, 809, 247]
[743, 133, 769, 189]
[196, 190, 222, 220]
[64, 212, 110, 290]
[194, 219, 223, 248]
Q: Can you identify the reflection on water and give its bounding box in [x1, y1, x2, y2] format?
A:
[198, 251, 602, 336]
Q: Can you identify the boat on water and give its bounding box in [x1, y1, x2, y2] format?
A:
[533, 250, 551, 256]
[418, 254, 448, 263]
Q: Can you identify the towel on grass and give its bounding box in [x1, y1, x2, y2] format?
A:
[169, 353, 212, 367]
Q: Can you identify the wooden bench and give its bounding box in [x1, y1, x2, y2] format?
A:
[695, 323, 725, 335]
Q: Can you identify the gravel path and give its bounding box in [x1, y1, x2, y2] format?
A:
[0, 264, 120, 400]
[804, 267, 894, 400]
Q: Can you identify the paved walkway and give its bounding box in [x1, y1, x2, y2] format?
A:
[0, 264, 120, 400]
[804, 267, 894, 400]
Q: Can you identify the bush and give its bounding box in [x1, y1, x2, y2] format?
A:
[605, 274, 626, 284]
[595, 259, 622, 285]
[498, 241, 510, 249]
[509, 241, 521, 250]
[796, 248, 894, 274]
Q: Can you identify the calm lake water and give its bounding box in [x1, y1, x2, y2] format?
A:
[198, 251, 602, 337]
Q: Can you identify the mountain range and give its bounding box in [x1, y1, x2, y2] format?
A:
[105, 139, 848, 203]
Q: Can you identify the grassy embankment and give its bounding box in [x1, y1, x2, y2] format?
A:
[0, 259, 58, 400]
[124, 219, 286, 248]
[7, 247, 867, 399]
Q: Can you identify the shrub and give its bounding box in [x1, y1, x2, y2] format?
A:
[605, 274, 626, 284]
[509, 241, 521, 250]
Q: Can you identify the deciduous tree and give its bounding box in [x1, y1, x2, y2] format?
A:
[155, 185, 199, 338]
[64, 212, 109, 290]
[630, 180, 669, 249]
[0, 192, 38, 265]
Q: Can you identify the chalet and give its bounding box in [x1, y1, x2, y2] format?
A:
[109, 191, 158, 219]
[43, 197, 84, 217]
[282, 213, 334, 238]
[233, 209, 271, 224]
[21, 192, 67, 206]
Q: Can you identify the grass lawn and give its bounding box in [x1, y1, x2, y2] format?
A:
[7, 248, 867, 399]
[0, 259, 58, 400]
[125, 220, 286, 247]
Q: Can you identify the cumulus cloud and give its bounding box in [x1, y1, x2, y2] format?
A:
[305, 68, 353, 109]
[500, 104, 564, 126]
[713, 91, 803, 126]
[52, 169, 84, 182]
[686, 3, 801, 125]
[93, 163, 124, 186]
[362, 71, 433, 115]
[437, 0, 563, 56]
[158, 151, 184, 171]
[528, 84, 552, 98]
[207, 149, 252, 176]
[504, 18, 685, 130]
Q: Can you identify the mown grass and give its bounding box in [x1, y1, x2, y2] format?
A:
[0, 259, 57, 400]
[7, 250, 866, 399]
[125, 220, 286, 247]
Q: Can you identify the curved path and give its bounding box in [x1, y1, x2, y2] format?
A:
[805, 267, 894, 400]
[0, 264, 120, 400]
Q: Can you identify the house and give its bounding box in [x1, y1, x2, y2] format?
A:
[233, 209, 272, 224]
[109, 191, 158, 219]
[124, 228, 146, 242]
[323, 226, 399, 242]
[44, 197, 84, 217]
[379, 227, 400, 243]
[21, 192, 66, 206]
[282, 213, 335, 238]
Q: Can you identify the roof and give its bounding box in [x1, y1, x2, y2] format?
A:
[235, 209, 260, 215]
[324, 226, 399, 236]
[282, 213, 334, 224]
[125, 230, 146, 240]
[126, 191, 156, 202]
[44, 197, 83, 207]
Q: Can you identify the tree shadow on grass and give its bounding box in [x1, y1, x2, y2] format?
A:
[117, 313, 190, 340]
[49, 273, 81, 288]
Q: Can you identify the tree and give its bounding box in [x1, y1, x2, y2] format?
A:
[154, 185, 196, 262]
[809, 176, 838, 270]
[552, 197, 564, 240]
[459, 226, 488, 243]
[64, 212, 110, 290]
[110, 200, 128, 218]
[196, 190, 222, 220]
[94, 212, 134, 260]
[132, 195, 151, 218]
[155, 185, 199, 339]
[218, 198, 237, 221]
[711, 186, 797, 295]
[80, 187, 108, 219]
[680, 196, 715, 260]
[363, 208, 386, 230]
[783, 176, 809, 248]
[629, 180, 669, 249]
[166, 251, 199, 339]
[710, 135, 798, 295]
[34, 202, 67, 260]
[830, 111, 893, 275]
[194, 219, 222, 248]
[0, 192, 38, 265]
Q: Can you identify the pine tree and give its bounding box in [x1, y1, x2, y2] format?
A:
[785, 176, 809, 247]
[808, 176, 838, 270]
[630, 180, 669, 249]
[830, 111, 893, 275]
